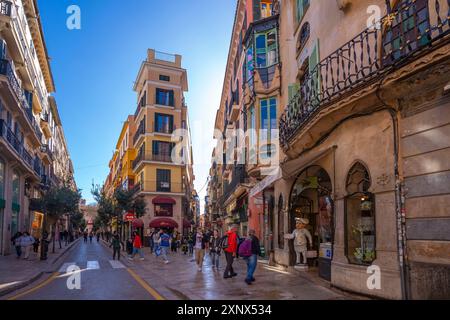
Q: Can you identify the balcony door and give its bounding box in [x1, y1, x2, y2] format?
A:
[156, 169, 171, 192]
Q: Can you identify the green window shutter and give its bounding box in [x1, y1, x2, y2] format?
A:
[0, 198, 5, 209]
[296, 0, 304, 22]
[309, 39, 321, 105]
[12, 203, 20, 212]
[288, 83, 300, 102]
[253, 0, 261, 21]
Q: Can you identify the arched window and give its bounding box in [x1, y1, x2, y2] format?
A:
[344, 162, 376, 265]
[278, 194, 284, 249]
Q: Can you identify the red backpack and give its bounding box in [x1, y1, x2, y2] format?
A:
[238, 238, 253, 257]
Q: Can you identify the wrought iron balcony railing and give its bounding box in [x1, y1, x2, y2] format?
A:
[132, 151, 175, 169]
[222, 164, 248, 202]
[0, 59, 42, 141]
[0, 119, 34, 169]
[280, 0, 450, 147]
[133, 122, 145, 145]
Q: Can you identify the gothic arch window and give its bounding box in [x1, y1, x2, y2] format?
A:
[278, 194, 284, 249]
[297, 22, 310, 55]
[344, 162, 376, 265]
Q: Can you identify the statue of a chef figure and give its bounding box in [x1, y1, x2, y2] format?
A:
[285, 218, 313, 265]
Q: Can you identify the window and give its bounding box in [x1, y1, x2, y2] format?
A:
[154, 204, 173, 217]
[159, 75, 170, 82]
[156, 169, 171, 192]
[255, 29, 278, 68]
[297, 22, 310, 54]
[260, 97, 277, 142]
[139, 91, 147, 107]
[155, 113, 173, 134]
[246, 47, 254, 82]
[156, 88, 174, 106]
[12, 170, 19, 204]
[152, 141, 174, 162]
[261, 0, 273, 18]
[296, 0, 310, 23]
[345, 162, 376, 265]
[248, 105, 257, 163]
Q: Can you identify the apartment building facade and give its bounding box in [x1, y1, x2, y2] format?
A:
[104, 49, 196, 239]
[208, 0, 450, 299]
[0, 0, 75, 255]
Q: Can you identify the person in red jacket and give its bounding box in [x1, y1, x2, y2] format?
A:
[223, 224, 239, 279]
[128, 231, 144, 261]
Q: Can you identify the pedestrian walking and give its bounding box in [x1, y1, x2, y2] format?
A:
[89, 232, 93, 243]
[223, 224, 239, 279]
[188, 232, 194, 256]
[21, 232, 35, 260]
[83, 231, 88, 243]
[128, 231, 144, 261]
[193, 228, 208, 272]
[126, 238, 133, 256]
[238, 229, 261, 285]
[11, 232, 23, 258]
[33, 236, 40, 253]
[157, 229, 170, 264]
[171, 235, 178, 253]
[151, 229, 160, 254]
[181, 236, 188, 255]
[209, 229, 221, 270]
[96, 232, 100, 243]
[110, 232, 124, 260]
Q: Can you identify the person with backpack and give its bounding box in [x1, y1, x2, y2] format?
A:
[209, 229, 221, 270]
[238, 229, 261, 285]
[223, 224, 239, 279]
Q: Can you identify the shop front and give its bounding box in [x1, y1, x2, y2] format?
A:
[288, 166, 334, 281]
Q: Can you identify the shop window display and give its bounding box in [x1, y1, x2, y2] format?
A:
[345, 162, 376, 265]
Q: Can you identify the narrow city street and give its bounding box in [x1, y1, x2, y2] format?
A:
[4, 240, 158, 300]
[2, 239, 357, 300]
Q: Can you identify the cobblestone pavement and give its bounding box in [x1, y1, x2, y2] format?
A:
[121, 246, 359, 300]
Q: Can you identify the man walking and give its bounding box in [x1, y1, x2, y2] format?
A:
[158, 229, 170, 264]
[223, 225, 239, 279]
[110, 232, 123, 260]
[128, 231, 144, 261]
[209, 229, 221, 270]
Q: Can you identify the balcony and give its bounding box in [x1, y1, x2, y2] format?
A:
[0, 119, 35, 172]
[132, 180, 184, 194]
[40, 112, 51, 139]
[0, 59, 42, 144]
[133, 122, 145, 146]
[222, 164, 248, 202]
[133, 151, 176, 170]
[280, 0, 450, 147]
[230, 104, 240, 122]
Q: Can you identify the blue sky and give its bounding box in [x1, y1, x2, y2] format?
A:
[38, 0, 236, 204]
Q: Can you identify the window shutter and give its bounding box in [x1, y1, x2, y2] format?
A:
[309, 39, 321, 105]
[169, 91, 174, 107]
[253, 0, 261, 21]
[296, 0, 304, 22]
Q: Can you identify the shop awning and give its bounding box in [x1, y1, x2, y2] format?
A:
[149, 218, 178, 229]
[152, 196, 176, 205]
[249, 167, 282, 197]
[280, 146, 337, 179]
[132, 219, 144, 228]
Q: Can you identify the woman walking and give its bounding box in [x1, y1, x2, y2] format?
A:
[21, 232, 35, 260]
[209, 229, 221, 270]
[193, 229, 208, 272]
[11, 232, 23, 259]
[110, 232, 124, 260]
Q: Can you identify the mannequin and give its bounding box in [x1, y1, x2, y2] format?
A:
[285, 218, 313, 265]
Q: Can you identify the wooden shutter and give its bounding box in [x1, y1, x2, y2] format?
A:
[169, 90, 174, 106]
[309, 39, 321, 106]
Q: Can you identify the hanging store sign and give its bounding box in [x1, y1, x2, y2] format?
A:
[249, 167, 282, 197]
